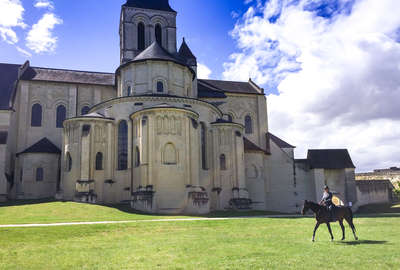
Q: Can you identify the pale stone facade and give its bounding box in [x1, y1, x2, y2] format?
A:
[356, 168, 400, 188]
[0, 0, 359, 213]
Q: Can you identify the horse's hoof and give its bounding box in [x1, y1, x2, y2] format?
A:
[355, 237, 359, 241]
[311, 239, 315, 242]
[331, 239, 334, 242]
[341, 238, 345, 241]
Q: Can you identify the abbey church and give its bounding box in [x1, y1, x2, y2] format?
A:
[0, 0, 358, 214]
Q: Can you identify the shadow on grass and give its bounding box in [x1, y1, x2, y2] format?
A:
[0, 198, 58, 207]
[337, 240, 388, 246]
[111, 203, 288, 218]
[356, 203, 400, 215]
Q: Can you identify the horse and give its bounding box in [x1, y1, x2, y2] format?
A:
[302, 200, 358, 242]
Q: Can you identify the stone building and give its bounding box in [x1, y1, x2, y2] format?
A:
[0, 0, 359, 214]
[356, 167, 400, 188]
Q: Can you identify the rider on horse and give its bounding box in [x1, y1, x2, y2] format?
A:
[320, 186, 335, 220]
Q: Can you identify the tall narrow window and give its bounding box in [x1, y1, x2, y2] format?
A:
[31, 104, 42, 127]
[155, 24, 162, 44]
[36, 168, 44, 182]
[200, 122, 207, 170]
[138, 22, 145, 50]
[135, 146, 140, 167]
[245, 115, 253, 134]
[157, 81, 164, 93]
[118, 120, 128, 170]
[0, 132, 7, 144]
[56, 105, 66, 128]
[220, 154, 227, 171]
[81, 106, 90, 116]
[163, 143, 177, 165]
[127, 86, 132, 96]
[95, 152, 103, 170]
[66, 152, 72, 172]
[227, 114, 233, 122]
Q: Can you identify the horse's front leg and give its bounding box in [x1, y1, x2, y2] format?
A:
[326, 223, 334, 242]
[312, 222, 320, 242]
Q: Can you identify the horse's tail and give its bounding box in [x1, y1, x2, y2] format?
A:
[348, 206, 356, 232]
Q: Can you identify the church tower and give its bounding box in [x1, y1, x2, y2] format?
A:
[119, 0, 177, 63]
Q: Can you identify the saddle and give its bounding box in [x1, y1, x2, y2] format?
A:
[320, 203, 338, 222]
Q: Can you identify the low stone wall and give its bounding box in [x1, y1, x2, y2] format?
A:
[356, 170, 400, 189]
[356, 180, 393, 206]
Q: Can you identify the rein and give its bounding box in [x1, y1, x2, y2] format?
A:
[307, 202, 322, 214]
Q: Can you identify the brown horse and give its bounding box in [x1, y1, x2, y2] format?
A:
[302, 200, 358, 242]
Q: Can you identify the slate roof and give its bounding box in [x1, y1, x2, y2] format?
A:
[198, 79, 263, 96]
[124, 0, 176, 13]
[244, 137, 269, 154]
[211, 118, 235, 124]
[307, 149, 356, 169]
[197, 81, 227, 98]
[133, 42, 182, 63]
[0, 63, 20, 109]
[20, 66, 115, 86]
[178, 38, 196, 62]
[268, 132, 295, 148]
[16, 138, 61, 156]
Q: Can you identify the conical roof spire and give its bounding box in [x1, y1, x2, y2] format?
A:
[178, 38, 197, 66]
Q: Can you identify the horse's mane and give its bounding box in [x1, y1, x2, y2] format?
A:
[305, 200, 323, 212]
[306, 201, 320, 207]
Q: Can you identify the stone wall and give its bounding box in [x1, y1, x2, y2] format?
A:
[356, 180, 393, 206]
[0, 145, 7, 201]
[356, 168, 400, 188]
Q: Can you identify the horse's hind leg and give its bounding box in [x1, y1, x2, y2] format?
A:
[312, 222, 320, 242]
[339, 220, 345, 241]
[345, 214, 358, 241]
[326, 223, 334, 242]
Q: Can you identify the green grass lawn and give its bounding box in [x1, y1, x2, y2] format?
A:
[0, 200, 283, 225]
[0, 216, 399, 269]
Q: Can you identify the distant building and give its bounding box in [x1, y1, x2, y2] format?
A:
[0, 0, 358, 214]
[356, 167, 400, 188]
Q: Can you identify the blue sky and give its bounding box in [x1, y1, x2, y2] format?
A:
[0, 0, 251, 78]
[1, 0, 400, 171]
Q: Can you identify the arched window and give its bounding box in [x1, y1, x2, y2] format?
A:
[157, 81, 164, 93]
[227, 114, 233, 122]
[118, 120, 128, 170]
[138, 22, 145, 50]
[135, 146, 140, 167]
[95, 152, 103, 170]
[220, 154, 227, 171]
[31, 104, 42, 127]
[142, 116, 148, 127]
[56, 105, 66, 128]
[127, 86, 132, 96]
[163, 143, 177, 165]
[81, 106, 90, 116]
[200, 122, 207, 170]
[36, 168, 44, 182]
[66, 152, 72, 172]
[245, 115, 253, 134]
[155, 24, 162, 45]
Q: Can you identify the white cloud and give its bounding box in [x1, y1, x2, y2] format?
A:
[34, 0, 54, 10]
[223, 0, 400, 171]
[16, 46, 32, 57]
[197, 63, 212, 79]
[231, 11, 240, 19]
[26, 13, 62, 53]
[0, 0, 26, 44]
